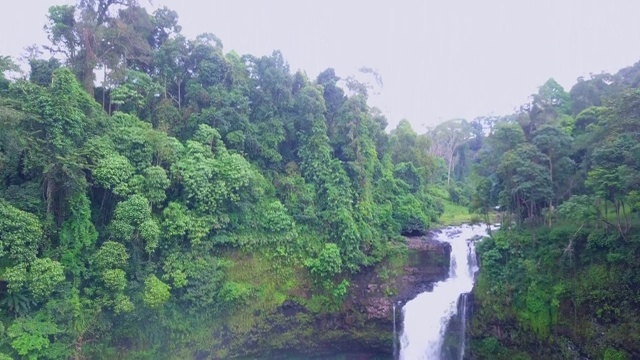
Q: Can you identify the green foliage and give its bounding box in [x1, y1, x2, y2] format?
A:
[174, 255, 227, 311]
[557, 195, 597, 222]
[473, 220, 640, 358]
[139, 219, 161, 253]
[111, 71, 162, 118]
[1, 291, 36, 317]
[218, 281, 251, 306]
[28, 258, 65, 302]
[393, 194, 431, 234]
[0, 56, 19, 87]
[109, 194, 161, 256]
[101, 268, 127, 291]
[142, 166, 170, 204]
[59, 192, 97, 279]
[112, 195, 151, 231]
[4, 263, 28, 294]
[332, 279, 350, 300]
[0, 4, 441, 358]
[4, 258, 65, 303]
[160, 202, 190, 241]
[28, 58, 61, 87]
[93, 154, 135, 195]
[604, 348, 628, 360]
[6, 314, 60, 359]
[474, 337, 503, 359]
[0, 199, 42, 263]
[114, 293, 135, 314]
[143, 275, 171, 309]
[520, 281, 559, 338]
[171, 126, 254, 233]
[93, 241, 129, 270]
[306, 243, 342, 280]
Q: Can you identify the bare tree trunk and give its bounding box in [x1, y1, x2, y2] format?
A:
[45, 177, 55, 215]
[102, 65, 107, 110]
[622, 200, 630, 232]
[562, 222, 584, 263]
[164, 78, 168, 99]
[604, 200, 608, 230]
[81, 28, 97, 96]
[177, 79, 182, 110]
[549, 157, 554, 227]
[595, 198, 601, 230]
[615, 200, 622, 235]
[74, 336, 83, 360]
[447, 152, 454, 186]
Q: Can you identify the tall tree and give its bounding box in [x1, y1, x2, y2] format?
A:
[532, 124, 574, 222]
[14, 68, 100, 223]
[428, 118, 474, 185]
[45, 1, 150, 95]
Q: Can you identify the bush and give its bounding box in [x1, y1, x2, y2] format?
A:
[305, 243, 342, 280]
[475, 337, 502, 358]
[604, 348, 628, 360]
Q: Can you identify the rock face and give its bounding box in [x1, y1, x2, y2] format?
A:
[396, 234, 452, 304]
[350, 234, 452, 324]
[206, 232, 452, 359]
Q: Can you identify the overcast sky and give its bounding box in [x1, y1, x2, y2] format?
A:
[3, 1, 640, 132]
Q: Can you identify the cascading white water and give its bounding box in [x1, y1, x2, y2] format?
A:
[399, 224, 493, 360]
[393, 303, 398, 357]
[459, 293, 468, 360]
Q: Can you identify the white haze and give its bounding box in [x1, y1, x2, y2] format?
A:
[3, 1, 640, 131]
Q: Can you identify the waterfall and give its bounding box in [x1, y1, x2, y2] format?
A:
[393, 303, 397, 358]
[399, 224, 493, 360]
[459, 293, 467, 360]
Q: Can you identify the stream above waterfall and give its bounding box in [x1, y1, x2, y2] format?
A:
[399, 224, 495, 360]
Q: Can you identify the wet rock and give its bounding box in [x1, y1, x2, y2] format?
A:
[397, 234, 452, 303]
[348, 233, 452, 321]
[279, 299, 307, 317]
[365, 297, 393, 319]
[401, 228, 428, 237]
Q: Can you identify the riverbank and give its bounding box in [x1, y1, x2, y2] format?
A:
[434, 200, 500, 229]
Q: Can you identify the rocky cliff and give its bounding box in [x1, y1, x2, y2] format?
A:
[201, 233, 451, 359]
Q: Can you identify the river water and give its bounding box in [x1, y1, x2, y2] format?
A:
[399, 224, 494, 360]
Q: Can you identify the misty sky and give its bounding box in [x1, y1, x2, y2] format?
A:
[3, 1, 640, 132]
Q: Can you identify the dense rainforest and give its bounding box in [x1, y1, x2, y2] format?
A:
[2, 1, 640, 359]
[467, 70, 640, 359]
[0, 1, 452, 358]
